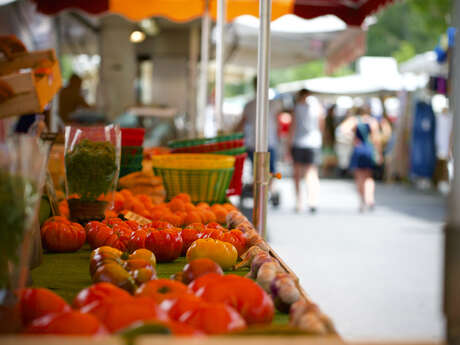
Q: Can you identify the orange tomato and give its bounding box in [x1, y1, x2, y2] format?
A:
[183, 211, 202, 226]
[135, 279, 188, 304]
[168, 198, 186, 212]
[174, 193, 192, 203]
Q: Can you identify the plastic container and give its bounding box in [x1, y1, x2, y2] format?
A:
[121, 128, 145, 146]
[152, 166, 234, 203]
[226, 153, 247, 196]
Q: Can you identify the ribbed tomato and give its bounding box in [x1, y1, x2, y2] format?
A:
[40, 217, 86, 252]
[180, 223, 206, 254]
[190, 274, 274, 325]
[180, 302, 246, 334]
[127, 228, 150, 252]
[25, 311, 107, 335]
[86, 221, 131, 251]
[135, 279, 187, 303]
[221, 230, 247, 256]
[18, 288, 70, 326]
[144, 228, 183, 262]
[73, 282, 132, 309]
[160, 293, 204, 321]
[81, 297, 168, 332]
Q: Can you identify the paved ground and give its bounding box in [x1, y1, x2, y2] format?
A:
[247, 178, 447, 342]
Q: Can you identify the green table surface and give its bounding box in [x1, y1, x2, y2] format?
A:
[30, 245, 290, 326]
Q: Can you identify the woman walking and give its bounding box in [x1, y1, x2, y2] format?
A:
[289, 89, 323, 213]
[338, 106, 381, 211]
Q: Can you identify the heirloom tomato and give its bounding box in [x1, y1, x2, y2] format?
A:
[144, 228, 183, 262]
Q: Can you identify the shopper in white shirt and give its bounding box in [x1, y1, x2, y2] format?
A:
[289, 89, 324, 213]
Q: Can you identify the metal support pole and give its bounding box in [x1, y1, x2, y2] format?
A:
[253, 0, 271, 237]
[197, 1, 210, 136]
[215, 0, 226, 132]
[50, 16, 61, 132]
[445, 1, 460, 344]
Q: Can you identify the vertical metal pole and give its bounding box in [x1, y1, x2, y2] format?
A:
[445, 2, 460, 344]
[50, 16, 61, 132]
[198, 1, 210, 136]
[253, 0, 271, 237]
[215, 0, 226, 132]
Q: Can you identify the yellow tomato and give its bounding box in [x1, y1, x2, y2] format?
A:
[186, 238, 238, 270]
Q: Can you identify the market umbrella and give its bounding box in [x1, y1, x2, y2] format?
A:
[33, 0, 392, 26]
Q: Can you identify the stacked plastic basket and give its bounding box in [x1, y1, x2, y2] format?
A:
[120, 128, 145, 177]
[167, 133, 247, 197]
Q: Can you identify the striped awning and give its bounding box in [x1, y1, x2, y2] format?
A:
[32, 0, 394, 26]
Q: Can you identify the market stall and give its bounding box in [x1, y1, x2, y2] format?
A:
[0, 0, 402, 343]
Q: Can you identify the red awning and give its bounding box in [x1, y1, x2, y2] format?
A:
[32, 0, 394, 26]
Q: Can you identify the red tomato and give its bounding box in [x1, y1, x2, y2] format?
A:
[149, 221, 174, 230]
[221, 230, 247, 256]
[205, 222, 225, 231]
[144, 228, 183, 262]
[160, 293, 204, 321]
[40, 218, 86, 252]
[180, 302, 246, 334]
[180, 225, 207, 255]
[182, 258, 224, 284]
[187, 273, 222, 295]
[204, 228, 224, 241]
[135, 279, 188, 304]
[127, 229, 150, 252]
[125, 220, 141, 231]
[192, 274, 274, 325]
[103, 218, 132, 231]
[18, 288, 70, 326]
[73, 282, 132, 309]
[25, 311, 106, 335]
[86, 221, 131, 251]
[81, 297, 168, 332]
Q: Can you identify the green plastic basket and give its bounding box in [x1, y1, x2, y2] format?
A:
[168, 133, 244, 149]
[153, 167, 234, 203]
[214, 147, 247, 156]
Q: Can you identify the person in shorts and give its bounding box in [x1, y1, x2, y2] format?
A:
[289, 89, 323, 213]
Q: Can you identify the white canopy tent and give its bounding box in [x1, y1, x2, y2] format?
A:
[399, 51, 448, 77]
[213, 14, 366, 70]
[275, 57, 424, 96]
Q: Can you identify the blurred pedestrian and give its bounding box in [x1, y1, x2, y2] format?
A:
[289, 89, 323, 213]
[338, 106, 381, 212]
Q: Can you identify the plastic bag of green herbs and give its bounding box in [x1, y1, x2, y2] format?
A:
[65, 139, 118, 201]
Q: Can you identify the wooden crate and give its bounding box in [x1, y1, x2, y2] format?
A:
[0, 49, 62, 119]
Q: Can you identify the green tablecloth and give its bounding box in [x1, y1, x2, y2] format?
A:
[30, 246, 289, 325]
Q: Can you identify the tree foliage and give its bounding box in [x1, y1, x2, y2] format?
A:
[366, 0, 451, 61]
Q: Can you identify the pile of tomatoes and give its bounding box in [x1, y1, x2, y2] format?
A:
[20, 268, 275, 336]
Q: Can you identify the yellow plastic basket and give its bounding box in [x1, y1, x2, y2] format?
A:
[151, 154, 235, 170]
[153, 167, 234, 203]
